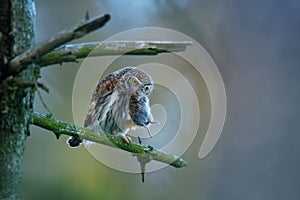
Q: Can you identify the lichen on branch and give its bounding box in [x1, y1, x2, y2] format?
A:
[37, 41, 192, 67]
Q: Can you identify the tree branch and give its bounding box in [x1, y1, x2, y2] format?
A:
[37, 41, 192, 67]
[13, 79, 50, 93]
[7, 13, 111, 74]
[30, 111, 188, 168]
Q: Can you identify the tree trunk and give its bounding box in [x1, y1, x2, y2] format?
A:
[0, 0, 36, 199]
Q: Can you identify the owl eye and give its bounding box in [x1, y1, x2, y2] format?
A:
[131, 78, 139, 85]
[143, 85, 151, 94]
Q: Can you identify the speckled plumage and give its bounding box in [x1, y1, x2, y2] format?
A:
[68, 66, 154, 147]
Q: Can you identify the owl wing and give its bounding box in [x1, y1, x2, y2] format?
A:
[69, 67, 134, 147]
[84, 67, 134, 128]
[69, 78, 115, 147]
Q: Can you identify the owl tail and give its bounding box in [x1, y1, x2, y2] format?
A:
[67, 136, 82, 147]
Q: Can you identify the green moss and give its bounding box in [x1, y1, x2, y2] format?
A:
[30, 111, 188, 168]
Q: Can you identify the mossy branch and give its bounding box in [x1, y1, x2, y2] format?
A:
[37, 41, 192, 67]
[30, 111, 188, 168]
[7, 13, 111, 74]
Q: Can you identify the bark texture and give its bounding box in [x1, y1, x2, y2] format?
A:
[0, 0, 36, 199]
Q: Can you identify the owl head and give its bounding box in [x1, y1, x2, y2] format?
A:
[121, 66, 154, 95]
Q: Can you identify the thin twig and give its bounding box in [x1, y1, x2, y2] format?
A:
[33, 82, 52, 117]
[36, 41, 192, 67]
[7, 13, 110, 74]
[85, 9, 90, 21]
[30, 111, 188, 168]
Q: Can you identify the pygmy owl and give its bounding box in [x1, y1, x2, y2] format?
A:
[68, 66, 154, 147]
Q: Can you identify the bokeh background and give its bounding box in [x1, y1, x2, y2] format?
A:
[23, 0, 300, 199]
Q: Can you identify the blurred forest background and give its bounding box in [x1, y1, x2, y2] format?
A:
[23, 0, 300, 200]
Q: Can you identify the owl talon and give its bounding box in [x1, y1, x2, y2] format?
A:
[119, 135, 132, 144]
[126, 136, 132, 143]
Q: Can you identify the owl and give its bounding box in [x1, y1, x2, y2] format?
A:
[68, 66, 154, 147]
